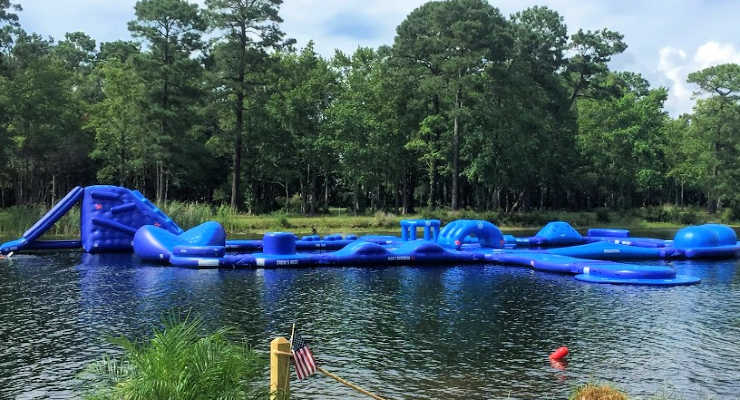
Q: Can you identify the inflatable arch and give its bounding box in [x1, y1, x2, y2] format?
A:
[437, 220, 505, 249]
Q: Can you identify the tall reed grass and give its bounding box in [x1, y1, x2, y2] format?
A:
[0, 205, 80, 237]
[0, 200, 735, 239]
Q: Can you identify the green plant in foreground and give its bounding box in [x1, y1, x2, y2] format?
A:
[569, 383, 628, 400]
[83, 314, 265, 400]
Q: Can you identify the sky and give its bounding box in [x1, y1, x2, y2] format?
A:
[15, 0, 740, 116]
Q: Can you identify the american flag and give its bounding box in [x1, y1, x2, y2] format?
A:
[291, 332, 317, 380]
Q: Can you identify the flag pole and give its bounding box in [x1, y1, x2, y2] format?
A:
[317, 366, 389, 400]
[283, 322, 296, 397]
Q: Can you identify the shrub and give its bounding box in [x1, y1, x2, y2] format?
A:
[642, 206, 671, 222]
[84, 314, 265, 400]
[595, 208, 611, 223]
[720, 207, 736, 224]
[569, 383, 628, 400]
[276, 215, 292, 229]
[420, 207, 446, 221]
[373, 211, 397, 228]
[678, 209, 698, 225]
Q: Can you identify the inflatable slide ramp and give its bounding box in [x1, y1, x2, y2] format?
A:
[0, 185, 182, 254]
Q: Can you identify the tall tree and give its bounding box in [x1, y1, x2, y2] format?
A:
[128, 0, 206, 202]
[88, 59, 150, 186]
[1, 32, 93, 204]
[205, 0, 288, 209]
[566, 28, 627, 109]
[0, 0, 20, 54]
[393, 0, 510, 209]
[267, 43, 337, 214]
[686, 63, 740, 210]
[577, 80, 670, 207]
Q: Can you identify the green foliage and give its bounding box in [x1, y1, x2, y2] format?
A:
[276, 214, 292, 229]
[0, 0, 737, 223]
[160, 201, 215, 230]
[577, 81, 670, 208]
[83, 314, 265, 400]
[87, 59, 151, 186]
[636, 205, 706, 225]
[687, 63, 740, 98]
[569, 383, 627, 400]
[595, 208, 611, 223]
[0, 205, 79, 237]
[205, 0, 289, 209]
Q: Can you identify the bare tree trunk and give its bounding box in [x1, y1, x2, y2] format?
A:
[299, 176, 306, 214]
[51, 175, 56, 206]
[230, 22, 248, 210]
[230, 93, 243, 209]
[451, 87, 461, 210]
[428, 162, 436, 208]
[156, 161, 164, 204]
[324, 172, 329, 210]
[284, 177, 289, 211]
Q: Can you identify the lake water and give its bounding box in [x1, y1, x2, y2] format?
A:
[0, 250, 738, 399]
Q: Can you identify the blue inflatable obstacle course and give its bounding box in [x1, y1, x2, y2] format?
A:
[125, 218, 702, 286]
[0, 185, 181, 254]
[6, 184, 739, 286]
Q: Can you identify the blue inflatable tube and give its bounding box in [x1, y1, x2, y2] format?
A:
[172, 245, 225, 258]
[587, 228, 630, 238]
[586, 237, 670, 248]
[486, 249, 696, 285]
[679, 244, 740, 259]
[225, 240, 263, 251]
[486, 251, 586, 274]
[26, 240, 83, 250]
[544, 241, 673, 260]
[225, 236, 399, 253]
[575, 274, 700, 286]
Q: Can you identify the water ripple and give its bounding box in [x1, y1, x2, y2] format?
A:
[0, 254, 738, 399]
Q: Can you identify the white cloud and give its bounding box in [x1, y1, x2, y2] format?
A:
[658, 41, 740, 116]
[694, 41, 740, 69]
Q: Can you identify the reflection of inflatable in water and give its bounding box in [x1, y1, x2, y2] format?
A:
[4, 185, 738, 286]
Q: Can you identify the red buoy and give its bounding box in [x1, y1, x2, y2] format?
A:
[549, 346, 569, 360]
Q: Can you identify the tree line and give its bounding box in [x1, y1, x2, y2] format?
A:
[0, 0, 738, 216]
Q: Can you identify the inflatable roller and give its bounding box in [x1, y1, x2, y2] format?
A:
[575, 274, 700, 286]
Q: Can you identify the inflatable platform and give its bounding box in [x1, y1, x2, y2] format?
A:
[3, 185, 738, 286]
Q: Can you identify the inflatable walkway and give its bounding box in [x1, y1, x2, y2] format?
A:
[4, 184, 738, 286]
[130, 218, 702, 286]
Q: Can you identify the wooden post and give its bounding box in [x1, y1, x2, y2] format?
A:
[270, 337, 291, 400]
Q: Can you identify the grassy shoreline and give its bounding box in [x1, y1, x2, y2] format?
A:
[0, 202, 736, 239]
